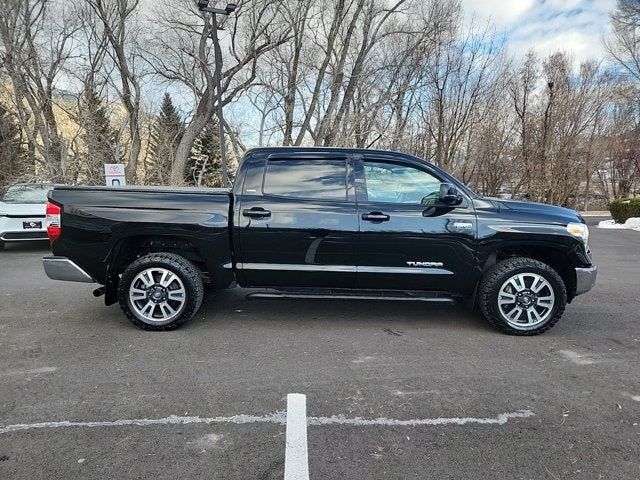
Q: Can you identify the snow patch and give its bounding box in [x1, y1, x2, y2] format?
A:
[598, 218, 640, 232]
[626, 218, 640, 231]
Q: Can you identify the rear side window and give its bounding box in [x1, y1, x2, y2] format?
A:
[263, 159, 347, 200]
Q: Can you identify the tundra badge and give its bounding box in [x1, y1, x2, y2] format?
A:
[406, 261, 444, 268]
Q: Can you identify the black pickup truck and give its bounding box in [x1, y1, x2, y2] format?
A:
[43, 147, 596, 335]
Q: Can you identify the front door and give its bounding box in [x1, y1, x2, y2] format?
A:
[355, 156, 477, 293]
[235, 154, 359, 288]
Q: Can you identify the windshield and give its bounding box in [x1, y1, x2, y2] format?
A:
[1, 184, 52, 204]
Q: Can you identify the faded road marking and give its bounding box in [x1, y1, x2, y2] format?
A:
[0, 409, 535, 435]
[557, 350, 597, 365]
[186, 433, 227, 452]
[0, 413, 287, 435]
[284, 394, 309, 480]
[351, 356, 376, 363]
[308, 410, 535, 426]
[622, 393, 640, 402]
[0, 367, 57, 377]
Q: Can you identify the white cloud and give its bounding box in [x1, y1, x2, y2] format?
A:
[509, 29, 604, 65]
[461, 0, 617, 66]
[461, 0, 535, 27]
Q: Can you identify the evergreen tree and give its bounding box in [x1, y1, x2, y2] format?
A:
[78, 85, 116, 185]
[0, 104, 29, 186]
[186, 120, 222, 187]
[148, 93, 184, 184]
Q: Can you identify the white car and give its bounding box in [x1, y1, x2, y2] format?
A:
[0, 183, 54, 250]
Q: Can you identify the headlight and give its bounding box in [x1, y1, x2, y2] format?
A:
[567, 222, 589, 244]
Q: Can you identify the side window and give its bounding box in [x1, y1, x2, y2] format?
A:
[363, 161, 441, 204]
[263, 159, 347, 200]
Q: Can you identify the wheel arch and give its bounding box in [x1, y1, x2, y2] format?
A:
[482, 245, 576, 302]
[104, 235, 209, 306]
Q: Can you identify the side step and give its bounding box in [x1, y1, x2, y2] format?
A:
[246, 288, 458, 304]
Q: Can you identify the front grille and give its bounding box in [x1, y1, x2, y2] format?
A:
[1, 231, 48, 240]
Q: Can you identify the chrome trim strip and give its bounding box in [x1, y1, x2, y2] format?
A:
[42, 256, 95, 283]
[0, 235, 48, 242]
[574, 266, 597, 296]
[358, 266, 452, 275]
[236, 263, 452, 275]
[237, 263, 355, 272]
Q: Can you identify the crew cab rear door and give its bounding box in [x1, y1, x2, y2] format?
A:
[234, 153, 358, 288]
[354, 154, 477, 293]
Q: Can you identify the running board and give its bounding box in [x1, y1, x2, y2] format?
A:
[246, 289, 458, 304]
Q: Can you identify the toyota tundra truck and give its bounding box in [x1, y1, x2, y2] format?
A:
[42, 147, 597, 335]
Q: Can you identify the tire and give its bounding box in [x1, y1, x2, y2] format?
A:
[118, 252, 204, 331]
[0, 241, 5, 251]
[478, 257, 567, 336]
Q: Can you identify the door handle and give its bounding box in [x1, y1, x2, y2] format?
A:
[362, 211, 390, 222]
[243, 207, 271, 219]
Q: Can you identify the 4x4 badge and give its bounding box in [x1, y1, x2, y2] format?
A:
[453, 222, 473, 230]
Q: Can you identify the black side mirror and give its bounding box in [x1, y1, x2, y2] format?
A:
[439, 183, 462, 205]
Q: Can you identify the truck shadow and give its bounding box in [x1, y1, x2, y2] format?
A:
[195, 287, 491, 333]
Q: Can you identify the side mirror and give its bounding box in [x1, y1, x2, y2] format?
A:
[439, 183, 462, 205]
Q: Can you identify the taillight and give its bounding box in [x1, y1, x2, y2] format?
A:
[46, 201, 62, 243]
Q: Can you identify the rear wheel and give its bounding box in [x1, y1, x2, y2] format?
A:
[479, 257, 567, 335]
[118, 252, 204, 331]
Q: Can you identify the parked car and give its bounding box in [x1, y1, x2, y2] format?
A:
[42, 147, 597, 335]
[0, 183, 54, 250]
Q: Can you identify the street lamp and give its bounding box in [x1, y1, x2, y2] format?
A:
[196, 0, 237, 188]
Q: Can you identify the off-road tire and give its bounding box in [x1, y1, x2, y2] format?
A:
[118, 252, 204, 331]
[479, 257, 567, 336]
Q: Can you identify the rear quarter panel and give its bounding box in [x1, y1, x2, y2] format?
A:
[49, 187, 232, 286]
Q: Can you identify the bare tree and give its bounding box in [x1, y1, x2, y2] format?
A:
[0, 0, 80, 180]
[606, 0, 640, 83]
[87, 0, 143, 183]
[145, 0, 290, 184]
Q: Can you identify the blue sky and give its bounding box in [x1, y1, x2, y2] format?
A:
[461, 0, 616, 64]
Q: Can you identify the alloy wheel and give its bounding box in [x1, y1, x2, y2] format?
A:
[497, 272, 555, 329]
[128, 267, 187, 323]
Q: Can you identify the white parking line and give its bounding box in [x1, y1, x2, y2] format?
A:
[0, 407, 535, 435]
[309, 409, 535, 426]
[0, 366, 58, 377]
[0, 413, 286, 435]
[284, 393, 310, 480]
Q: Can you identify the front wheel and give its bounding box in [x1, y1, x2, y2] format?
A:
[478, 257, 567, 335]
[118, 252, 204, 331]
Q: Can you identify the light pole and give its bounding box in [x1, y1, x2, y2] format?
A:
[196, 1, 237, 188]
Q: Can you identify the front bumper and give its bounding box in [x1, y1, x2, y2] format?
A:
[575, 266, 597, 296]
[43, 256, 95, 283]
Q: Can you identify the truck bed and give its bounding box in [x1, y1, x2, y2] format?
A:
[48, 185, 233, 288]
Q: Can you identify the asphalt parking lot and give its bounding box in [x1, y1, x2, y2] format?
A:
[0, 218, 639, 479]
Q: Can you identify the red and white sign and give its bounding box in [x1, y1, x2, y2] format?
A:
[104, 164, 126, 187]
